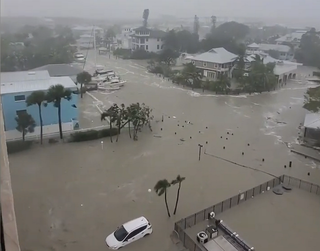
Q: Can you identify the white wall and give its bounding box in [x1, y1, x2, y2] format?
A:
[146, 38, 164, 53]
[6, 122, 74, 141]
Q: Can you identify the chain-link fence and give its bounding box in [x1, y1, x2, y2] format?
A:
[173, 175, 320, 251]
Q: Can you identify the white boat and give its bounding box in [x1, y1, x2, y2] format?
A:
[98, 86, 121, 91]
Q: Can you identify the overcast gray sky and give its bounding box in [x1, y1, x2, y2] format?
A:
[2, 0, 319, 21]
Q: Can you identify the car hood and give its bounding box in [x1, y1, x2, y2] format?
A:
[106, 233, 121, 248]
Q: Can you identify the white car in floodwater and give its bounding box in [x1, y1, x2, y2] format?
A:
[74, 53, 86, 62]
[105, 216, 152, 250]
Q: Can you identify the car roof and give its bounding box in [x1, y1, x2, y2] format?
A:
[123, 217, 148, 231]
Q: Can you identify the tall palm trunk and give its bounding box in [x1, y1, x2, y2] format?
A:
[58, 103, 63, 139]
[22, 130, 25, 141]
[173, 183, 181, 215]
[128, 120, 132, 138]
[109, 116, 113, 143]
[38, 104, 43, 144]
[80, 83, 83, 98]
[116, 117, 120, 142]
[164, 190, 171, 217]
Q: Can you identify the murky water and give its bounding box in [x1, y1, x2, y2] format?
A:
[9, 50, 320, 251]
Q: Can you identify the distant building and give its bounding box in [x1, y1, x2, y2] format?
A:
[77, 34, 95, 49]
[117, 27, 135, 49]
[275, 30, 307, 48]
[72, 26, 103, 37]
[190, 47, 237, 81]
[42, 18, 55, 29]
[31, 64, 83, 83]
[246, 43, 294, 61]
[130, 27, 167, 53]
[303, 113, 320, 146]
[0, 70, 79, 141]
[245, 53, 301, 84]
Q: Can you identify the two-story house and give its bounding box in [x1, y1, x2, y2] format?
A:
[190, 48, 238, 81]
[130, 27, 167, 53]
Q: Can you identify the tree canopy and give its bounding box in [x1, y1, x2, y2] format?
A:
[1, 25, 76, 72]
[304, 86, 320, 112]
[295, 28, 320, 68]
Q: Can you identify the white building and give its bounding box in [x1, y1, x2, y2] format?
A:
[117, 27, 135, 49]
[77, 34, 94, 49]
[246, 43, 294, 61]
[245, 53, 302, 84]
[130, 27, 167, 53]
[275, 30, 307, 48]
[190, 47, 237, 80]
[72, 26, 103, 36]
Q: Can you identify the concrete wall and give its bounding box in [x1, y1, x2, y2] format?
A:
[5, 122, 74, 141]
[1, 92, 79, 131]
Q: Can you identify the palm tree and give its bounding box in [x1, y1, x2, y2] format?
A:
[171, 175, 186, 215]
[46, 84, 72, 139]
[154, 179, 171, 217]
[26, 91, 46, 144]
[101, 104, 119, 143]
[76, 71, 92, 98]
[15, 112, 36, 141]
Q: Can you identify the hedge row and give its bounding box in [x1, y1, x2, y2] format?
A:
[70, 128, 118, 142]
[7, 140, 33, 154]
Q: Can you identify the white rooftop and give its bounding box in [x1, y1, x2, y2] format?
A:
[258, 43, 291, 53]
[247, 43, 259, 48]
[0, 70, 76, 95]
[275, 31, 307, 42]
[192, 48, 237, 64]
[304, 114, 320, 129]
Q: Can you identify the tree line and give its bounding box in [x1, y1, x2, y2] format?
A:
[1, 25, 76, 72]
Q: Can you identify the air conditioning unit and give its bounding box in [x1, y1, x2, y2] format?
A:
[197, 231, 208, 244]
[208, 211, 215, 219]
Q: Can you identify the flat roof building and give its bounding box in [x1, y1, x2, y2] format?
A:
[0, 70, 79, 141]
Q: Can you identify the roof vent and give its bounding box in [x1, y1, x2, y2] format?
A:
[28, 72, 36, 75]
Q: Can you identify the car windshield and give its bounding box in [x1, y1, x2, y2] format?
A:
[114, 226, 128, 241]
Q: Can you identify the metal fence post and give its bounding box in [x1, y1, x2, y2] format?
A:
[310, 184, 313, 193]
[299, 179, 301, 188]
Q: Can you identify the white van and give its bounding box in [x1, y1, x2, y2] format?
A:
[105, 216, 152, 250]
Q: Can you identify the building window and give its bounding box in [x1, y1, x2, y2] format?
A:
[161, 44, 164, 49]
[146, 38, 148, 42]
[157, 38, 160, 41]
[146, 45, 149, 50]
[203, 62, 207, 67]
[14, 95, 26, 102]
[16, 110, 27, 116]
[157, 45, 160, 50]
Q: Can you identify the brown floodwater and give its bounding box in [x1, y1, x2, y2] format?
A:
[9, 50, 320, 251]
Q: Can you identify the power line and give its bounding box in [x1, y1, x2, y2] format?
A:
[203, 150, 280, 179]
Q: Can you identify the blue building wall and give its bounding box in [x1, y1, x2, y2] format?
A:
[1, 91, 79, 131]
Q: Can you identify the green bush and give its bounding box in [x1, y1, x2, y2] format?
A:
[6, 140, 33, 154]
[70, 128, 118, 142]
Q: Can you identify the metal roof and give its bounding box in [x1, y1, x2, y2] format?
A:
[1, 70, 50, 83]
[0, 71, 77, 94]
[275, 31, 306, 42]
[31, 64, 83, 77]
[258, 43, 291, 53]
[192, 48, 237, 64]
[304, 114, 320, 129]
[247, 43, 259, 48]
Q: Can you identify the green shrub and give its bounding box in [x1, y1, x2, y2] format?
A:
[98, 128, 118, 137]
[6, 140, 33, 154]
[71, 128, 118, 142]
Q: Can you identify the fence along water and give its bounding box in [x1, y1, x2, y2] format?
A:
[173, 175, 320, 250]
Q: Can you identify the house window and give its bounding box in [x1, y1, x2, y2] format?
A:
[203, 62, 207, 67]
[146, 45, 149, 50]
[16, 110, 27, 116]
[161, 44, 164, 49]
[157, 45, 160, 50]
[146, 38, 148, 42]
[14, 95, 26, 102]
[157, 38, 160, 41]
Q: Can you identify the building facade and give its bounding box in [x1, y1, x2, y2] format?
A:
[130, 27, 167, 53]
[247, 43, 294, 61]
[190, 48, 237, 81]
[0, 71, 79, 140]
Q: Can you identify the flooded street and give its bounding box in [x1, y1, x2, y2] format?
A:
[9, 50, 320, 251]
